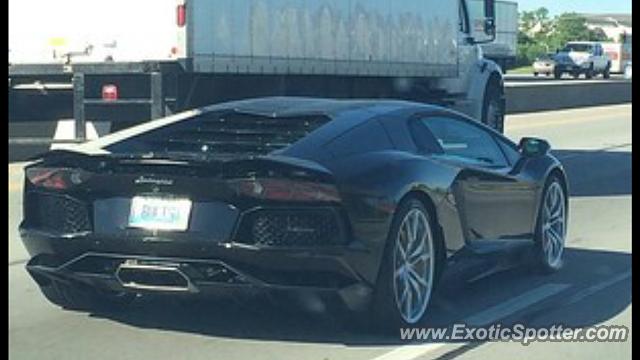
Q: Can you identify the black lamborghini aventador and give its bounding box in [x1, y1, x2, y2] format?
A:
[20, 97, 568, 330]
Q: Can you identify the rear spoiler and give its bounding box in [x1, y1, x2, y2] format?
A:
[31, 149, 334, 183]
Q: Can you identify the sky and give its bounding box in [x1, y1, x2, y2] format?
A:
[515, 0, 632, 15]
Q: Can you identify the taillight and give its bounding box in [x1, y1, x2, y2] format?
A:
[229, 178, 341, 202]
[102, 84, 118, 101]
[177, 4, 186, 27]
[26, 167, 92, 190]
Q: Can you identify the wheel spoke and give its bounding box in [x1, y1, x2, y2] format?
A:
[409, 235, 426, 261]
[399, 282, 409, 306]
[543, 230, 552, 252]
[394, 264, 405, 279]
[408, 266, 428, 288]
[405, 278, 412, 317]
[548, 213, 563, 227]
[410, 253, 430, 266]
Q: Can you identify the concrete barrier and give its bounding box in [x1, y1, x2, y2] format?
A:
[505, 80, 632, 114]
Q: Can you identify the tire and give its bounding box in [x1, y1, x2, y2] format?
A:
[603, 64, 611, 79]
[481, 81, 504, 133]
[553, 69, 562, 79]
[369, 198, 443, 333]
[533, 72, 539, 77]
[39, 279, 135, 311]
[585, 65, 594, 79]
[532, 176, 568, 274]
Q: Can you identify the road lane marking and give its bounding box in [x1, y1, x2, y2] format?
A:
[566, 270, 631, 305]
[9, 259, 28, 267]
[463, 283, 570, 326]
[9, 181, 22, 192]
[506, 107, 631, 130]
[370, 283, 570, 360]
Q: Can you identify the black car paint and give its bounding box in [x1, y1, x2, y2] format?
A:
[20, 97, 567, 310]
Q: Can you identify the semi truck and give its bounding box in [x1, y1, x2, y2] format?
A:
[9, 0, 505, 149]
[468, 0, 518, 72]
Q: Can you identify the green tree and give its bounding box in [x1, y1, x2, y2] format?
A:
[547, 13, 609, 50]
[516, 9, 611, 66]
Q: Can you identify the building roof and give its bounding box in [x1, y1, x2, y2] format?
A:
[580, 13, 632, 28]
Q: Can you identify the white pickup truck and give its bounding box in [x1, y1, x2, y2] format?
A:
[553, 41, 611, 79]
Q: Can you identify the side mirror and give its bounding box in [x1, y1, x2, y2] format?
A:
[518, 137, 551, 157]
[483, 0, 496, 36]
[484, 18, 496, 36]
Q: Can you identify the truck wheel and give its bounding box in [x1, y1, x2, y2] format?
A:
[603, 64, 611, 79]
[533, 72, 539, 77]
[585, 65, 594, 79]
[554, 69, 562, 79]
[481, 82, 504, 133]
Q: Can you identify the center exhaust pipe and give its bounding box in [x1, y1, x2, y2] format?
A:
[115, 260, 198, 293]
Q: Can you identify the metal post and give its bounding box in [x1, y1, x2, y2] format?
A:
[72, 73, 86, 141]
[150, 72, 164, 119]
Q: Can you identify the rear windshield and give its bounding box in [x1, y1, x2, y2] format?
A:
[105, 111, 330, 157]
[562, 43, 593, 53]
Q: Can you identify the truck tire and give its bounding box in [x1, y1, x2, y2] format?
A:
[481, 82, 504, 133]
[603, 64, 611, 79]
[585, 64, 594, 79]
[554, 69, 562, 79]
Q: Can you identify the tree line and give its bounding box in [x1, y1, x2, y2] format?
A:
[517, 8, 612, 66]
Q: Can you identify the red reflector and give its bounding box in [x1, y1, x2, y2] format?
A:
[177, 5, 186, 27]
[102, 84, 118, 101]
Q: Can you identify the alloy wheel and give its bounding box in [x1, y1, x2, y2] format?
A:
[392, 208, 434, 324]
[541, 182, 566, 269]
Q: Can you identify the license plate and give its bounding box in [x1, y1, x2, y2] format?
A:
[128, 197, 192, 231]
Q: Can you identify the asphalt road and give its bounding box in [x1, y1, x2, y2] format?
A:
[8, 104, 632, 360]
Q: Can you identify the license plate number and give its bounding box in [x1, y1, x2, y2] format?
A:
[128, 197, 192, 231]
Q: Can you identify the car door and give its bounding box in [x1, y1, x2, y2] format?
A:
[413, 114, 537, 242]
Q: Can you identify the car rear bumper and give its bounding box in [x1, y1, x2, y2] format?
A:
[533, 64, 554, 73]
[20, 226, 376, 311]
[555, 63, 587, 72]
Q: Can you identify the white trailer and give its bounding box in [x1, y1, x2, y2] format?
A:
[9, 0, 506, 145]
[602, 36, 632, 73]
